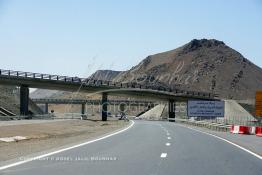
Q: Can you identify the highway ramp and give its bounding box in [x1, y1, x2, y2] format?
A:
[1, 120, 261, 175]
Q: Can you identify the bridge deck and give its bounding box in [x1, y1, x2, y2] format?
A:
[0, 69, 217, 100]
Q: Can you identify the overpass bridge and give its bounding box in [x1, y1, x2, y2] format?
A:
[0, 68, 218, 121]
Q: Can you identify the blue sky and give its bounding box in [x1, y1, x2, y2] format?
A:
[0, 0, 261, 77]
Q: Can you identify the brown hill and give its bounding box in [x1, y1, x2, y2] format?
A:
[89, 70, 122, 81]
[30, 89, 64, 99]
[113, 39, 262, 100]
[30, 39, 262, 100]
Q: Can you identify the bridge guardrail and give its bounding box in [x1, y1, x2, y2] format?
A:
[31, 98, 155, 105]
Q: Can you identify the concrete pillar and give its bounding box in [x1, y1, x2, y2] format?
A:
[101, 93, 108, 121]
[168, 99, 176, 122]
[81, 103, 85, 116]
[20, 85, 29, 116]
[45, 103, 48, 114]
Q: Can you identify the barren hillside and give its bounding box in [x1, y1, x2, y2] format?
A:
[30, 39, 262, 100]
[113, 39, 262, 100]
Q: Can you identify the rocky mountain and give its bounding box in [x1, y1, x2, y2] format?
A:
[30, 39, 262, 100]
[30, 89, 63, 99]
[113, 39, 262, 100]
[89, 70, 122, 81]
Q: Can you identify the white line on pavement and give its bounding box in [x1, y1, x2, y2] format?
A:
[0, 121, 135, 171]
[160, 153, 167, 158]
[178, 124, 262, 160]
[167, 137, 171, 140]
[166, 143, 171, 146]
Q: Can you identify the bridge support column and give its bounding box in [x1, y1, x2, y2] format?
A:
[20, 85, 29, 116]
[81, 103, 85, 116]
[168, 99, 176, 122]
[120, 103, 125, 113]
[45, 103, 48, 114]
[101, 93, 108, 121]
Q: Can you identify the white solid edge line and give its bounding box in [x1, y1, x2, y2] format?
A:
[0, 120, 135, 171]
[178, 124, 262, 160]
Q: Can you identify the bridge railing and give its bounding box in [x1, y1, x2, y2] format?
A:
[31, 98, 154, 105]
[0, 68, 216, 99]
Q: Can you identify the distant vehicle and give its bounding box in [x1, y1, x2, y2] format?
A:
[118, 112, 129, 121]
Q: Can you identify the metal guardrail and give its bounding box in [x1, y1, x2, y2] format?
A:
[32, 98, 154, 105]
[0, 68, 217, 99]
[169, 118, 231, 132]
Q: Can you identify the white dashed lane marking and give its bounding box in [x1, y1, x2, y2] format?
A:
[160, 153, 167, 158]
[167, 137, 171, 140]
[166, 143, 171, 146]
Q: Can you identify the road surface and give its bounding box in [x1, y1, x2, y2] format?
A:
[1, 120, 261, 175]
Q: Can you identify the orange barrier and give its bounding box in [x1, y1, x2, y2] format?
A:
[255, 127, 262, 137]
[230, 125, 234, 133]
[230, 125, 251, 135]
[238, 126, 250, 134]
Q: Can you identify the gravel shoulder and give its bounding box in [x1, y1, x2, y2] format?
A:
[0, 119, 129, 164]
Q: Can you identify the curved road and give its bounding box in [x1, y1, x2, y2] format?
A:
[1, 121, 261, 175]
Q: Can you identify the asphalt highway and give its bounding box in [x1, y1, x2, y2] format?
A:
[1, 120, 261, 175]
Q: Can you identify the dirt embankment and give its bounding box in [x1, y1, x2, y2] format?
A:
[0, 119, 128, 162]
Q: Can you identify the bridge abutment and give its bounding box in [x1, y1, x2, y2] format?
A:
[20, 85, 29, 116]
[101, 93, 108, 121]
